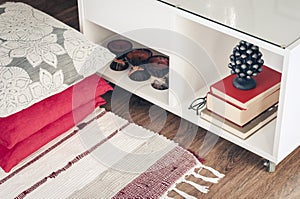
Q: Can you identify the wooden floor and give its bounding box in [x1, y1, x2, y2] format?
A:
[102, 89, 300, 199]
[2, 0, 299, 198]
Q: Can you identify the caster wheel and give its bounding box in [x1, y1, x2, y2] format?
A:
[264, 160, 276, 172]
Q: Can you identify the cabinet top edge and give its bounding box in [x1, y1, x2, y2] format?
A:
[158, 0, 300, 48]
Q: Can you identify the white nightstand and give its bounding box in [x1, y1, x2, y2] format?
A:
[78, 0, 300, 172]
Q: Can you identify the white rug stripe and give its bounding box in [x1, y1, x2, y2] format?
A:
[69, 134, 177, 198]
[111, 134, 177, 173]
[27, 153, 109, 199]
[94, 110, 129, 134]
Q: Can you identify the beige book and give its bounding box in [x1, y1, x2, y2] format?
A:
[206, 89, 279, 126]
[200, 104, 278, 139]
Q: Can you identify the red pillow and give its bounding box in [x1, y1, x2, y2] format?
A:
[0, 96, 106, 172]
[0, 74, 112, 149]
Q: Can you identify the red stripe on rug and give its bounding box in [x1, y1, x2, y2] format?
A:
[14, 121, 130, 199]
[112, 146, 197, 198]
[0, 110, 107, 185]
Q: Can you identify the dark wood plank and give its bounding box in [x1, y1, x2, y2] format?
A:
[1, 0, 299, 198]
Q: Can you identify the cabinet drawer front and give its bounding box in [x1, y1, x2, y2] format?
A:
[83, 0, 175, 34]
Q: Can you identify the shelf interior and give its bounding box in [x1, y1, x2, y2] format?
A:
[98, 34, 170, 106]
[82, 18, 279, 162]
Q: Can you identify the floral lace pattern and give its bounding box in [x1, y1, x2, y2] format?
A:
[0, 3, 52, 41]
[0, 2, 114, 117]
[5, 34, 66, 67]
[0, 40, 12, 66]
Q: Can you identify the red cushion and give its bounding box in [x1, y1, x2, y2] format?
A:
[0, 74, 112, 149]
[0, 96, 106, 172]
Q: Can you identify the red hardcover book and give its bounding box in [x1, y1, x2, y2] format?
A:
[210, 65, 281, 109]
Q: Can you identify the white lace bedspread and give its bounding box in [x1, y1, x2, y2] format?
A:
[0, 2, 114, 117]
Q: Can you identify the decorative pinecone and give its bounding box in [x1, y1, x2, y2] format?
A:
[228, 40, 264, 79]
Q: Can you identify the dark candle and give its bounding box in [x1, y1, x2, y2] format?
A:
[107, 39, 133, 56]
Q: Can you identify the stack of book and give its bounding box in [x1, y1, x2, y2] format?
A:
[201, 65, 281, 139]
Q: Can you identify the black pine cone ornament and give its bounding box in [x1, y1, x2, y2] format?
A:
[228, 40, 264, 90]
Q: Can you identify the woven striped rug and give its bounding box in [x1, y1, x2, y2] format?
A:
[0, 108, 224, 198]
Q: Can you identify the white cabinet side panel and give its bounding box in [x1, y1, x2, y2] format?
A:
[275, 42, 300, 163]
[77, 0, 84, 32]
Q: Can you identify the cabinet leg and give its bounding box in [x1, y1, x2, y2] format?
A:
[264, 160, 276, 172]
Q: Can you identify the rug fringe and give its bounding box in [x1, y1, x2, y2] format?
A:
[200, 164, 225, 179]
[161, 161, 225, 198]
[181, 178, 209, 193]
[190, 172, 220, 184]
[173, 187, 198, 199]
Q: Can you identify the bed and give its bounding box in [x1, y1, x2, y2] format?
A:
[0, 2, 114, 173]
